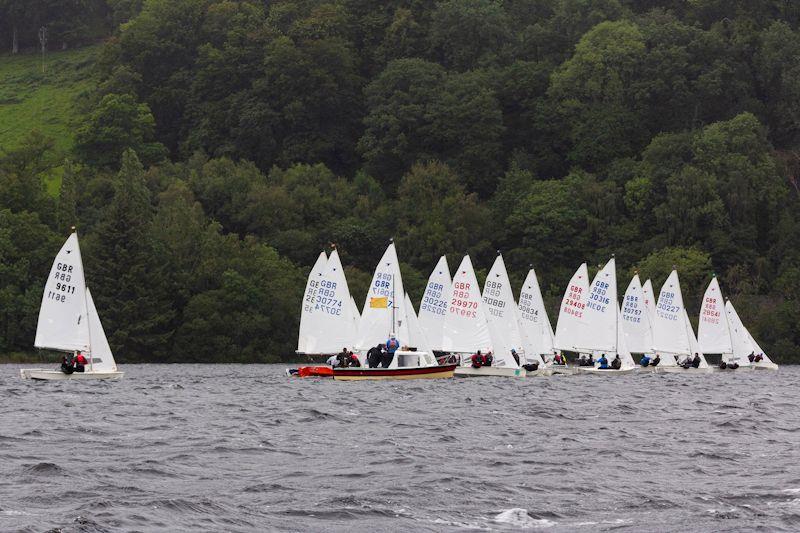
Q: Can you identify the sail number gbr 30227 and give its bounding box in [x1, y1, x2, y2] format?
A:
[47, 262, 76, 302]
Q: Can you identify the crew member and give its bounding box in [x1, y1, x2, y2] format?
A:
[471, 350, 484, 368]
[348, 351, 361, 367]
[510, 349, 520, 366]
[326, 354, 338, 367]
[597, 354, 609, 369]
[639, 354, 651, 367]
[61, 353, 75, 374]
[336, 348, 350, 368]
[610, 354, 621, 370]
[74, 351, 88, 373]
[366, 344, 384, 368]
[691, 353, 701, 368]
[651, 353, 661, 367]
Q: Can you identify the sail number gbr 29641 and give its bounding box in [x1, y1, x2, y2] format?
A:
[47, 262, 76, 302]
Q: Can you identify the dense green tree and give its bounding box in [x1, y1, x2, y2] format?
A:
[74, 93, 167, 169]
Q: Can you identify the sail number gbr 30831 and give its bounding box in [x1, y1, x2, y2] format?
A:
[47, 262, 76, 302]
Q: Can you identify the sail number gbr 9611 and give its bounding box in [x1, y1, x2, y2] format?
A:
[47, 262, 76, 302]
[450, 281, 478, 318]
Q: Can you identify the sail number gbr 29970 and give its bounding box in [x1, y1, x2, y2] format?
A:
[47, 262, 76, 302]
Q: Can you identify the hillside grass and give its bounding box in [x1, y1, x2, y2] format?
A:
[0, 46, 100, 194]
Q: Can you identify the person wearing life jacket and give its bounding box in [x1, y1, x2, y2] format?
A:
[326, 354, 339, 367]
[747, 352, 755, 363]
[510, 349, 520, 366]
[471, 350, 484, 368]
[597, 354, 609, 369]
[691, 353, 701, 368]
[74, 351, 88, 373]
[639, 354, 651, 367]
[336, 348, 350, 368]
[553, 352, 565, 365]
[610, 354, 621, 370]
[680, 356, 692, 369]
[719, 360, 727, 369]
[348, 351, 361, 367]
[651, 353, 661, 367]
[382, 334, 399, 368]
[484, 351, 494, 367]
[366, 344, 383, 368]
[754, 353, 764, 363]
[61, 353, 75, 374]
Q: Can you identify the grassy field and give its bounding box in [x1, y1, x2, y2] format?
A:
[0, 46, 99, 194]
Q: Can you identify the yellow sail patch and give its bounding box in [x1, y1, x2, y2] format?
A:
[370, 296, 388, 308]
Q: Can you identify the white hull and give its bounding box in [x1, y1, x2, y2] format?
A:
[546, 364, 574, 375]
[20, 369, 124, 381]
[655, 366, 713, 374]
[712, 365, 755, 373]
[524, 367, 553, 377]
[636, 366, 657, 373]
[753, 363, 778, 371]
[454, 366, 526, 378]
[575, 366, 637, 375]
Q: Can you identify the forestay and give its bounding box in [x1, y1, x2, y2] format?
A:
[35, 232, 90, 353]
[303, 249, 356, 354]
[652, 270, 690, 365]
[517, 268, 551, 364]
[297, 251, 327, 353]
[554, 263, 591, 353]
[418, 256, 451, 351]
[356, 243, 410, 351]
[620, 274, 653, 354]
[442, 255, 491, 354]
[725, 300, 754, 365]
[582, 258, 617, 354]
[86, 288, 117, 372]
[697, 276, 732, 356]
[482, 254, 523, 368]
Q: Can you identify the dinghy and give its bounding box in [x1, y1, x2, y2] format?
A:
[571, 258, 636, 375]
[418, 256, 451, 352]
[748, 332, 778, 370]
[698, 276, 735, 370]
[517, 267, 558, 376]
[336, 242, 454, 380]
[21, 231, 123, 380]
[651, 270, 710, 373]
[444, 256, 523, 377]
[621, 273, 655, 371]
[288, 248, 356, 378]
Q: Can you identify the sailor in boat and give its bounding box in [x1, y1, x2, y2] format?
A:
[610, 354, 622, 370]
[348, 351, 361, 367]
[578, 353, 595, 367]
[679, 356, 692, 369]
[74, 351, 88, 373]
[510, 348, 520, 366]
[366, 344, 384, 368]
[384, 333, 401, 367]
[639, 354, 651, 367]
[60, 353, 75, 374]
[597, 354, 609, 369]
[747, 351, 756, 363]
[754, 352, 764, 363]
[553, 351, 566, 366]
[691, 353, 701, 368]
[326, 353, 339, 367]
[336, 348, 351, 368]
[651, 353, 661, 367]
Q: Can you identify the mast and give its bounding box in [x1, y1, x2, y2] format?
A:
[613, 255, 617, 356]
[390, 238, 396, 337]
[75, 227, 94, 373]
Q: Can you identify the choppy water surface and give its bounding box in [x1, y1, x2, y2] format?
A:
[1, 364, 799, 532]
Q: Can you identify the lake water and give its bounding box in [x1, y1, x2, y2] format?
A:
[1, 364, 799, 532]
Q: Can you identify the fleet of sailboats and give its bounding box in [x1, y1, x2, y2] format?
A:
[18, 229, 777, 382]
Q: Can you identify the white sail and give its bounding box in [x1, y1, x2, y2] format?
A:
[642, 279, 657, 323]
[482, 254, 523, 368]
[349, 296, 360, 329]
[418, 256, 451, 351]
[620, 274, 653, 354]
[356, 243, 410, 351]
[303, 249, 356, 354]
[35, 232, 90, 352]
[442, 255, 492, 353]
[404, 293, 437, 366]
[748, 331, 774, 365]
[583, 258, 618, 354]
[725, 300, 754, 365]
[297, 251, 328, 353]
[554, 263, 591, 352]
[616, 302, 635, 369]
[652, 270, 690, 365]
[683, 309, 709, 368]
[517, 268, 550, 364]
[85, 288, 117, 372]
[697, 276, 732, 356]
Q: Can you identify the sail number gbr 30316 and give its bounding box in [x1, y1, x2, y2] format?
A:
[47, 262, 76, 302]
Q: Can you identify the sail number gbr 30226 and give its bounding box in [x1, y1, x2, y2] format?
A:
[47, 262, 76, 302]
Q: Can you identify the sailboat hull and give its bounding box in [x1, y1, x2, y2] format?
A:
[333, 363, 456, 381]
[575, 366, 637, 375]
[655, 366, 713, 374]
[20, 369, 124, 380]
[454, 366, 526, 378]
[547, 364, 574, 375]
[753, 363, 778, 371]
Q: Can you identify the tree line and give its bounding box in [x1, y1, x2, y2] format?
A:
[1, 0, 798, 362]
